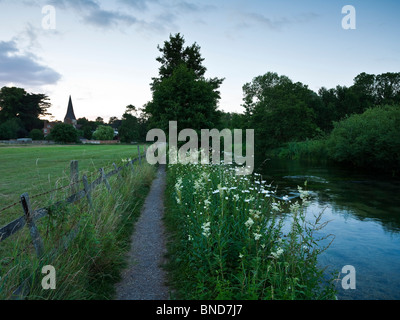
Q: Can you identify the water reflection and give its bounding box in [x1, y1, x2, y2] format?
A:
[259, 159, 400, 300]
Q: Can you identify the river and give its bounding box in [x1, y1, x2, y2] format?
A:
[258, 158, 400, 300]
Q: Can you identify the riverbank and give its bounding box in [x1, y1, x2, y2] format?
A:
[266, 105, 400, 177]
[163, 161, 337, 300]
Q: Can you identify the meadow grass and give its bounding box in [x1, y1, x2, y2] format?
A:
[0, 161, 155, 299]
[0, 144, 154, 299]
[0, 144, 146, 216]
[164, 161, 337, 300]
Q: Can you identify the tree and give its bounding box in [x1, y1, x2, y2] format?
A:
[152, 33, 207, 87]
[108, 116, 122, 129]
[0, 86, 50, 134]
[146, 64, 222, 133]
[242, 72, 318, 152]
[217, 111, 247, 130]
[29, 129, 44, 140]
[92, 125, 114, 140]
[145, 34, 224, 133]
[0, 118, 22, 139]
[77, 117, 97, 139]
[375, 72, 400, 105]
[119, 113, 139, 143]
[95, 117, 104, 125]
[317, 72, 400, 131]
[50, 123, 78, 143]
[327, 105, 400, 173]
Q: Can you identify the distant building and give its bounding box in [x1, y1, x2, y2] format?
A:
[64, 95, 78, 128]
[43, 120, 60, 137]
[43, 95, 78, 137]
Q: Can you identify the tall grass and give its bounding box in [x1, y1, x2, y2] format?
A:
[0, 162, 155, 300]
[164, 161, 336, 300]
[267, 139, 328, 161]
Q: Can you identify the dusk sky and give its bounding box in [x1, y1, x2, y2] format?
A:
[0, 0, 399, 121]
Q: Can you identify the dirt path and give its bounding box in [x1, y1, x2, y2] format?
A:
[115, 165, 169, 300]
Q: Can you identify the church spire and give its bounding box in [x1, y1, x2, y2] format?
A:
[64, 95, 77, 125]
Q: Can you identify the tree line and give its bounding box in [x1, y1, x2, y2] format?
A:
[2, 33, 399, 173]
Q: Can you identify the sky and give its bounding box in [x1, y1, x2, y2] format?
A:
[0, 0, 399, 122]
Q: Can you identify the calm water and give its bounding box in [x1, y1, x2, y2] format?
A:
[259, 159, 400, 300]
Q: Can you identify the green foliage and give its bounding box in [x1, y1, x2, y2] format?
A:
[146, 64, 222, 133]
[165, 161, 337, 300]
[118, 105, 143, 143]
[316, 72, 400, 132]
[326, 105, 400, 174]
[77, 117, 97, 139]
[92, 125, 114, 140]
[153, 33, 207, 86]
[242, 72, 318, 154]
[29, 129, 44, 140]
[217, 112, 247, 130]
[268, 139, 328, 161]
[0, 118, 23, 139]
[0, 162, 156, 300]
[50, 123, 78, 143]
[0, 86, 50, 135]
[145, 33, 223, 133]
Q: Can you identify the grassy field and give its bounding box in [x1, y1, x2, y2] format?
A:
[0, 144, 146, 215]
[0, 144, 155, 299]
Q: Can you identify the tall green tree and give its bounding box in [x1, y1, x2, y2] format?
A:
[243, 72, 318, 151]
[317, 72, 400, 132]
[0, 86, 50, 135]
[152, 33, 207, 87]
[119, 105, 141, 143]
[145, 33, 223, 133]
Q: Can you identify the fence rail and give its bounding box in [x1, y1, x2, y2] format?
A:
[0, 146, 146, 243]
[0, 145, 147, 299]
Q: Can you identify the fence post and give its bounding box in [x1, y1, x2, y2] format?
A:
[70, 160, 79, 195]
[82, 175, 93, 210]
[113, 163, 122, 178]
[128, 159, 135, 172]
[100, 168, 112, 192]
[20, 193, 44, 258]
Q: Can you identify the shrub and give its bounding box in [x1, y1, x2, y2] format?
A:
[29, 129, 44, 140]
[92, 125, 114, 141]
[50, 123, 78, 143]
[326, 105, 400, 174]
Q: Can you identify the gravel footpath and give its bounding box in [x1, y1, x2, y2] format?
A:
[115, 165, 169, 300]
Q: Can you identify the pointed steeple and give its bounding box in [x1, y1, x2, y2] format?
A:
[64, 95, 77, 124]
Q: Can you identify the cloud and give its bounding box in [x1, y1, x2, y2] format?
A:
[0, 40, 61, 86]
[48, 0, 144, 29]
[83, 7, 138, 27]
[118, 0, 158, 11]
[238, 11, 320, 31]
[46, 0, 214, 31]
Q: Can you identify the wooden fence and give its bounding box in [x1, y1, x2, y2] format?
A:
[0, 145, 147, 298]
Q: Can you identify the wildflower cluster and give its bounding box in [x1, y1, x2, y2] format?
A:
[165, 160, 337, 300]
